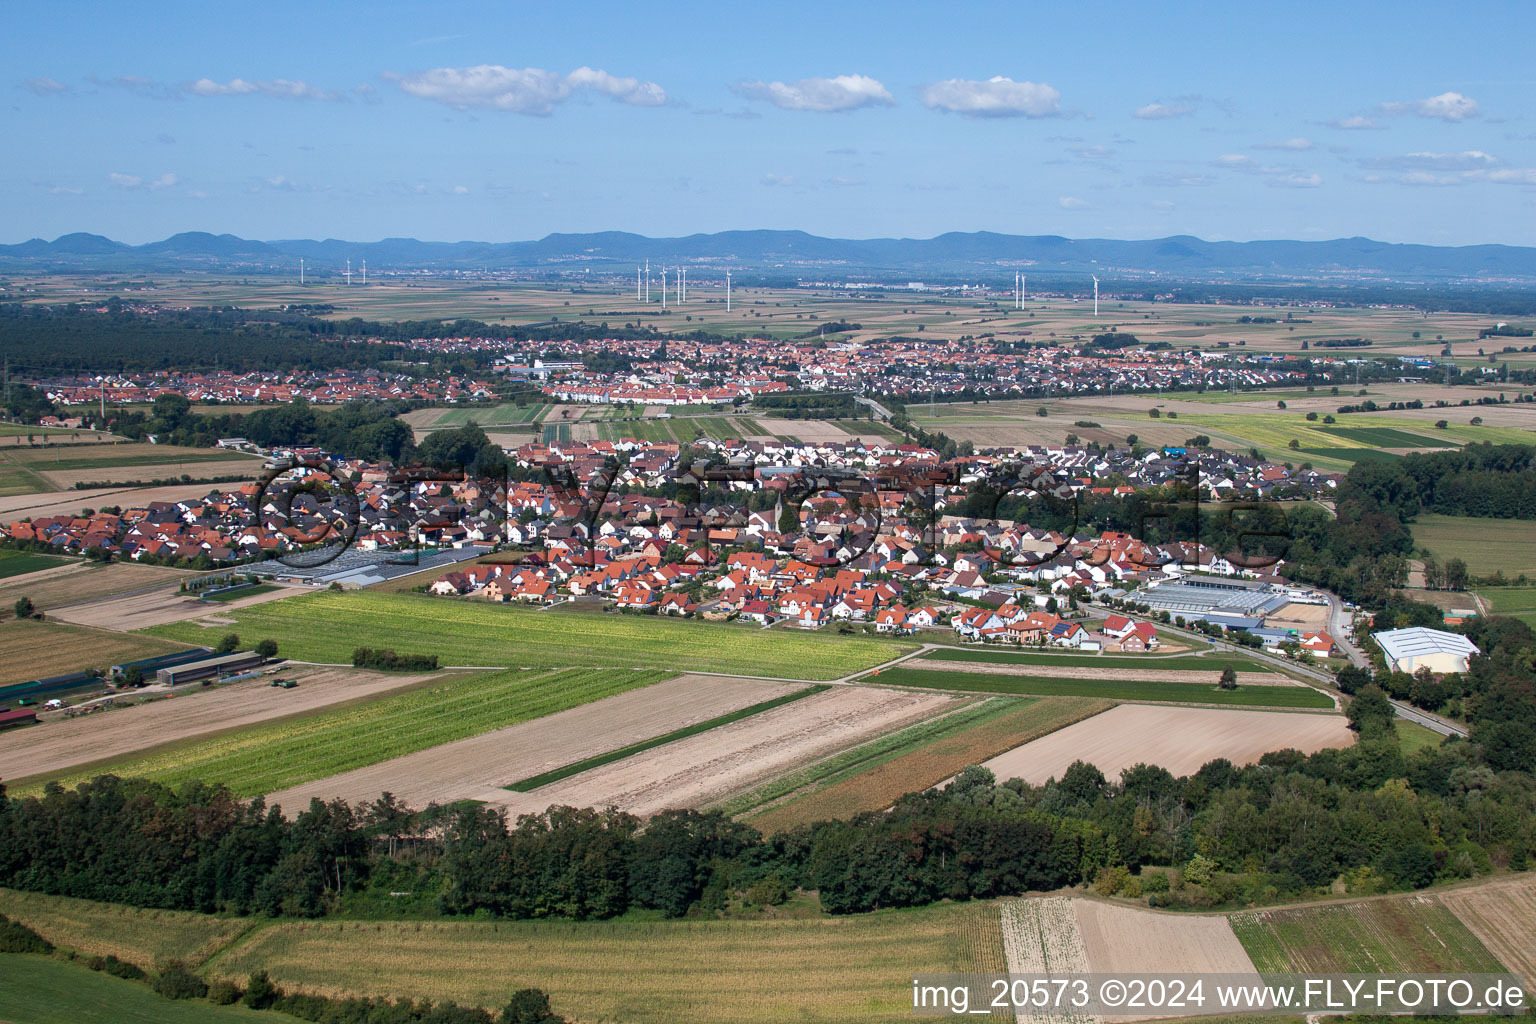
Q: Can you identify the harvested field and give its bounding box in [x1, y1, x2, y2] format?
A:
[746, 696, 1112, 832]
[749, 417, 851, 442]
[489, 685, 962, 818]
[0, 665, 444, 785]
[1437, 875, 1536, 988]
[264, 673, 803, 812]
[0, 618, 190, 689]
[914, 658, 1293, 686]
[1230, 897, 1504, 973]
[0, 482, 233, 520]
[1002, 897, 1094, 1024]
[0, 888, 248, 969]
[37, 458, 260, 489]
[872, 666, 1333, 708]
[22, 667, 670, 799]
[0, 560, 195, 614]
[982, 705, 1353, 784]
[1076, 900, 1257, 974]
[209, 900, 993, 1024]
[48, 579, 306, 630]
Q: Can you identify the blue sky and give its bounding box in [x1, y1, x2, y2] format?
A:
[7, 0, 1536, 246]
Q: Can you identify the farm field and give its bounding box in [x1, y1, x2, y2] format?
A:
[745, 696, 1112, 833]
[1439, 875, 1536, 989]
[428, 401, 551, 427]
[1412, 515, 1536, 578]
[914, 657, 1291, 686]
[0, 482, 228, 521]
[204, 903, 1005, 1024]
[917, 648, 1260, 672]
[0, 559, 196, 613]
[0, 442, 263, 490]
[980, 704, 1353, 784]
[0, 665, 447, 785]
[262, 673, 804, 812]
[1075, 899, 1258, 975]
[489, 685, 963, 819]
[1395, 719, 1445, 754]
[144, 590, 915, 679]
[20, 667, 670, 799]
[0, 548, 71, 579]
[1231, 897, 1505, 973]
[0, 888, 249, 968]
[1478, 586, 1536, 626]
[0, 618, 190, 689]
[0, 955, 272, 1024]
[870, 666, 1333, 707]
[48, 579, 304, 630]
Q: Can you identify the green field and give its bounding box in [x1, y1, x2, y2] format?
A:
[19, 667, 670, 798]
[1412, 515, 1536, 578]
[1297, 446, 1401, 464]
[0, 889, 250, 968]
[1479, 586, 1536, 625]
[1231, 899, 1505, 973]
[871, 666, 1334, 707]
[4, 452, 246, 472]
[1396, 719, 1444, 754]
[144, 591, 912, 679]
[507, 685, 827, 791]
[591, 415, 768, 444]
[918, 647, 1261, 672]
[0, 549, 70, 579]
[1317, 425, 1444, 446]
[431, 402, 549, 427]
[195, 583, 281, 603]
[541, 421, 572, 443]
[0, 956, 271, 1024]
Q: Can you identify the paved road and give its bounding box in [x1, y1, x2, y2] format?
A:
[854, 396, 894, 421]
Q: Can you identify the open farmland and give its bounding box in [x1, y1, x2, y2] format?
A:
[208, 901, 1000, 1024]
[1478, 586, 1536, 626]
[744, 696, 1112, 832]
[145, 590, 914, 679]
[0, 618, 191, 689]
[0, 888, 249, 969]
[1230, 897, 1505, 973]
[0, 559, 195, 613]
[262, 673, 805, 812]
[490, 685, 962, 818]
[1412, 515, 1536, 578]
[918, 648, 1259, 672]
[981, 704, 1353, 784]
[0, 955, 272, 1024]
[0, 442, 263, 490]
[0, 548, 70, 579]
[47, 578, 304, 630]
[914, 657, 1291, 686]
[1439, 875, 1536, 989]
[1075, 900, 1258, 974]
[870, 666, 1333, 707]
[20, 667, 669, 798]
[0, 665, 445, 785]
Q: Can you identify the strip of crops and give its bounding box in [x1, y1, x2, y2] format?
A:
[869, 667, 1334, 708]
[1230, 901, 1505, 974]
[24, 667, 669, 799]
[507, 685, 828, 791]
[917, 648, 1260, 672]
[143, 591, 911, 680]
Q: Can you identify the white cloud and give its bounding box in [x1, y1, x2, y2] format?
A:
[1361, 150, 1498, 171]
[1141, 171, 1215, 187]
[922, 76, 1061, 118]
[760, 172, 798, 187]
[1255, 137, 1314, 150]
[566, 66, 666, 106]
[24, 76, 71, 96]
[1072, 144, 1115, 159]
[47, 185, 84, 195]
[735, 74, 893, 112]
[1267, 172, 1322, 188]
[149, 172, 177, 189]
[452, 184, 470, 195]
[108, 172, 142, 188]
[1479, 168, 1536, 185]
[187, 77, 341, 101]
[1057, 195, 1089, 209]
[1329, 115, 1383, 130]
[1380, 90, 1480, 122]
[1215, 153, 1257, 169]
[1134, 102, 1193, 119]
[390, 64, 667, 114]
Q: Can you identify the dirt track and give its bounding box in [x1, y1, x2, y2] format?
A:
[263, 673, 803, 813]
[0, 666, 444, 783]
[982, 704, 1353, 783]
[486, 684, 961, 818]
[914, 659, 1296, 686]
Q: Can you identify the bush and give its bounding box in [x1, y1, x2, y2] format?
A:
[255, 638, 278, 659]
[89, 954, 146, 980]
[0, 912, 53, 953]
[243, 970, 280, 1010]
[1094, 865, 1128, 895]
[744, 876, 790, 907]
[154, 961, 209, 1000]
[352, 647, 440, 671]
[216, 632, 240, 653]
[207, 979, 243, 1005]
[501, 988, 566, 1024]
[13, 596, 35, 619]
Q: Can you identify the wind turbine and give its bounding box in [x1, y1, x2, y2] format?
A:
[361, 259, 367, 286]
[660, 266, 667, 308]
[1092, 275, 1099, 317]
[726, 269, 732, 312]
[645, 259, 650, 303]
[637, 267, 642, 301]
[299, 258, 304, 286]
[345, 259, 352, 286]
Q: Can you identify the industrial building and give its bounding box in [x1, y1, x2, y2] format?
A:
[1373, 627, 1481, 675]
[1137, 575, 1292, 621]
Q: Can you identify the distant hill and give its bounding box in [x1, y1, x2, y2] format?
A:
[5, 228, 1536, 283]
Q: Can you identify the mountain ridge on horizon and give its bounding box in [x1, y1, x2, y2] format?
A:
[5, 228, 1536, 284]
